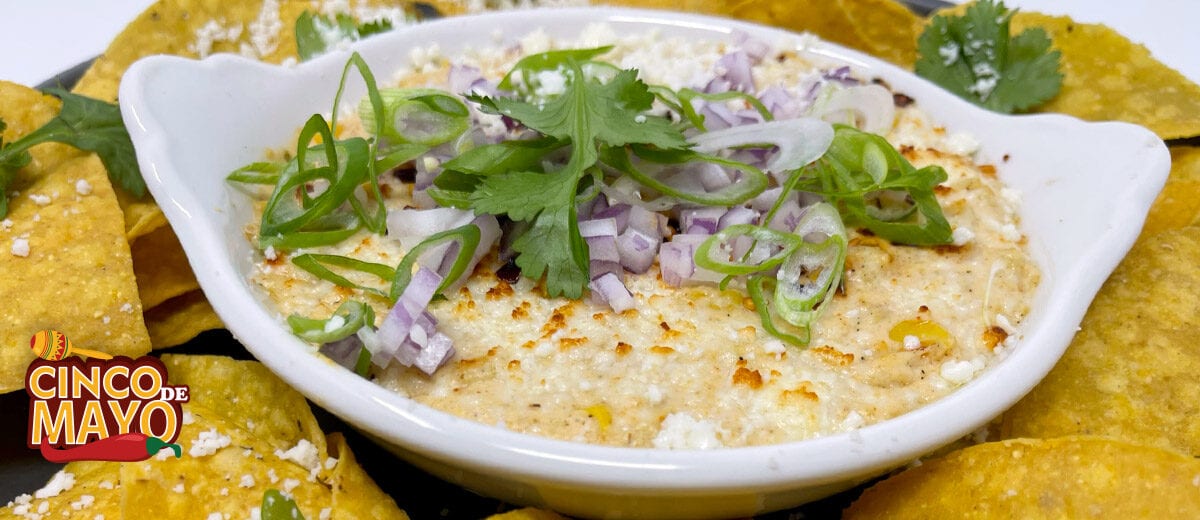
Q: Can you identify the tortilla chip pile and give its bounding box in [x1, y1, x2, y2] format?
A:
[0, 82, 150, 393]
[2, 355, 407, 520]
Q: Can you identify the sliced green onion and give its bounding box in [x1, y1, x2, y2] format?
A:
[389, 223, 481, 301]
[357, 88, 470, 146]
[748, 275, 811, 346]
[292, 253, 396, 298]
[375, 142, 429, 174]
[331, 52, 387, 234]
[695, 224, 803, 275]
[287, 300, 375, 343]
[677, 88, 773, 132]
[226, 161, 283, 191]
[774, 235, 847, 331]
[601, 146, 767, 207]
[258, 116, 371, 245]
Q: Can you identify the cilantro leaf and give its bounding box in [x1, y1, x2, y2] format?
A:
[0, 90, 144, 218]
[464, 63, 686, 298]
[915, 0, 1062, 113]
[295, 11, 395, 61]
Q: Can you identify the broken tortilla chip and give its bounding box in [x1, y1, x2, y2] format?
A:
[0, 81, 151, 393]
[131, 225, 200, 309]
[999, 227, 1200, 456]
[1009, 12, 1200, 140]
[1141, 147, 1200, 236]
[144, 291, 224, 349]
[844, 436, 1200, 518]
[327, 433, 408, 519]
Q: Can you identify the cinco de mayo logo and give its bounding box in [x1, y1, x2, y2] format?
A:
[25, 330, 189, 462]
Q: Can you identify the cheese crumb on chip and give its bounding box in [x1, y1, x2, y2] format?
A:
[33, 470, 74, 499]
[11, 237, 30, 257]
[189, 427, 232, 457]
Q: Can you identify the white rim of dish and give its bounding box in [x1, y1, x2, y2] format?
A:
[120, 6, 1168, 492]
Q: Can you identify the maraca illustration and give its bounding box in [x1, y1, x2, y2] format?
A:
[30, 330, 112, 361]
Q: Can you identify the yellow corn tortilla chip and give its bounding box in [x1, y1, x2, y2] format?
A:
[1008, 12, 1200, 140]
[327, 433, 408, 519]
[131, 225, 199, 310]
[119, 402, 336, 520]
[844, 436, 1200, 518]
[160, 354, 326, 459]
[0, 81, 151, 393]
[833, 0, 921, 67]
[0, 461, 122, 519]
[726, 0, 874, 56]
[144, 290, 224, 349]
[487, 508, 569, 520]
[1141, 147, 1200, 236]
[115, 188, 167, 242]
[999, 227, 1200, 456]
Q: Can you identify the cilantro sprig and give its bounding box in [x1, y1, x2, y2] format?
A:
[0, 90, 145, 218]
[295, 11, 396, 61]
[461, 57, 688, 298]
[915, 0, 1062, 113]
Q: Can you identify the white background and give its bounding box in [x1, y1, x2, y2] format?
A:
[0, 1, 1197, 87]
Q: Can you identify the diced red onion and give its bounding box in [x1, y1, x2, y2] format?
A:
[362, 267, 443, 367]
[680, 207, 725, 235]
[822, 66, 860, 87]
[627, 205, 666, 239]
[718, 206, 759, 230]
[663, 234, 727, 285]
[702, 77, 732, 94]
[699, 102, 742, 131]
[579, 218, 619, 238]
[589, 272, 636, 313]
[692, 162, 733, 191]
[715, 51, 755, 93]
[658, 241, 694, 287]
[616, 228, 659, 274]
[590, 260, 624, 282]
[749, 187, 785, 213]
[318, 335, 365, 371]
[592, 203, 632, 232]
[449, 64, 483, 95]
[736, 33, 771, 63]
[586, 235, 621, 263]
[413, 332, 455, 375]
[767, 198, 806, 233]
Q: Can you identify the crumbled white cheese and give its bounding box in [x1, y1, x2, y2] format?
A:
[28, 193, 51, 206]
[250, 506, 261, 520]
[274, 439, 321, 474]
[101, 315, 111, 325]
[267, 468, 279, 484]
[189, 427, 232, 457]
[190, 20, 244, 59]
[246, 0, 282, 57]
[319, 508, 332, 520]
[942, 132, 979, 156]
[652, 413, 723, 449]
[207, 514, 224, 520]
[263, 245, 277, 261]
[11, 237, 30, 257]
[34, 470, 75, 499]
[324, 457, 338, 470]
[902, 335, 921, 350]
[533, 70, 568, 97]
[120, 302, 134, 313]
[220, 487, 229, 496]
[239, 474, 256, 488]
[97, 481, 113, 490]
[941, 358, 983, 384]
[172, 483, 185, 494]
[519, 28, 552, 54]
[761, 339, 785, 358]
[281, 478, 301, 493]
[182, 410, 195, 425]
[74, 179, 93, 196]
[1, 218, 12, 230]
[69, 494, 94, 511]
[938, 41, 960, 66]
[952, 226, 975, 246]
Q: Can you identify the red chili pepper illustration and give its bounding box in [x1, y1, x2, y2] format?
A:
[40, 433, 182, 463]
